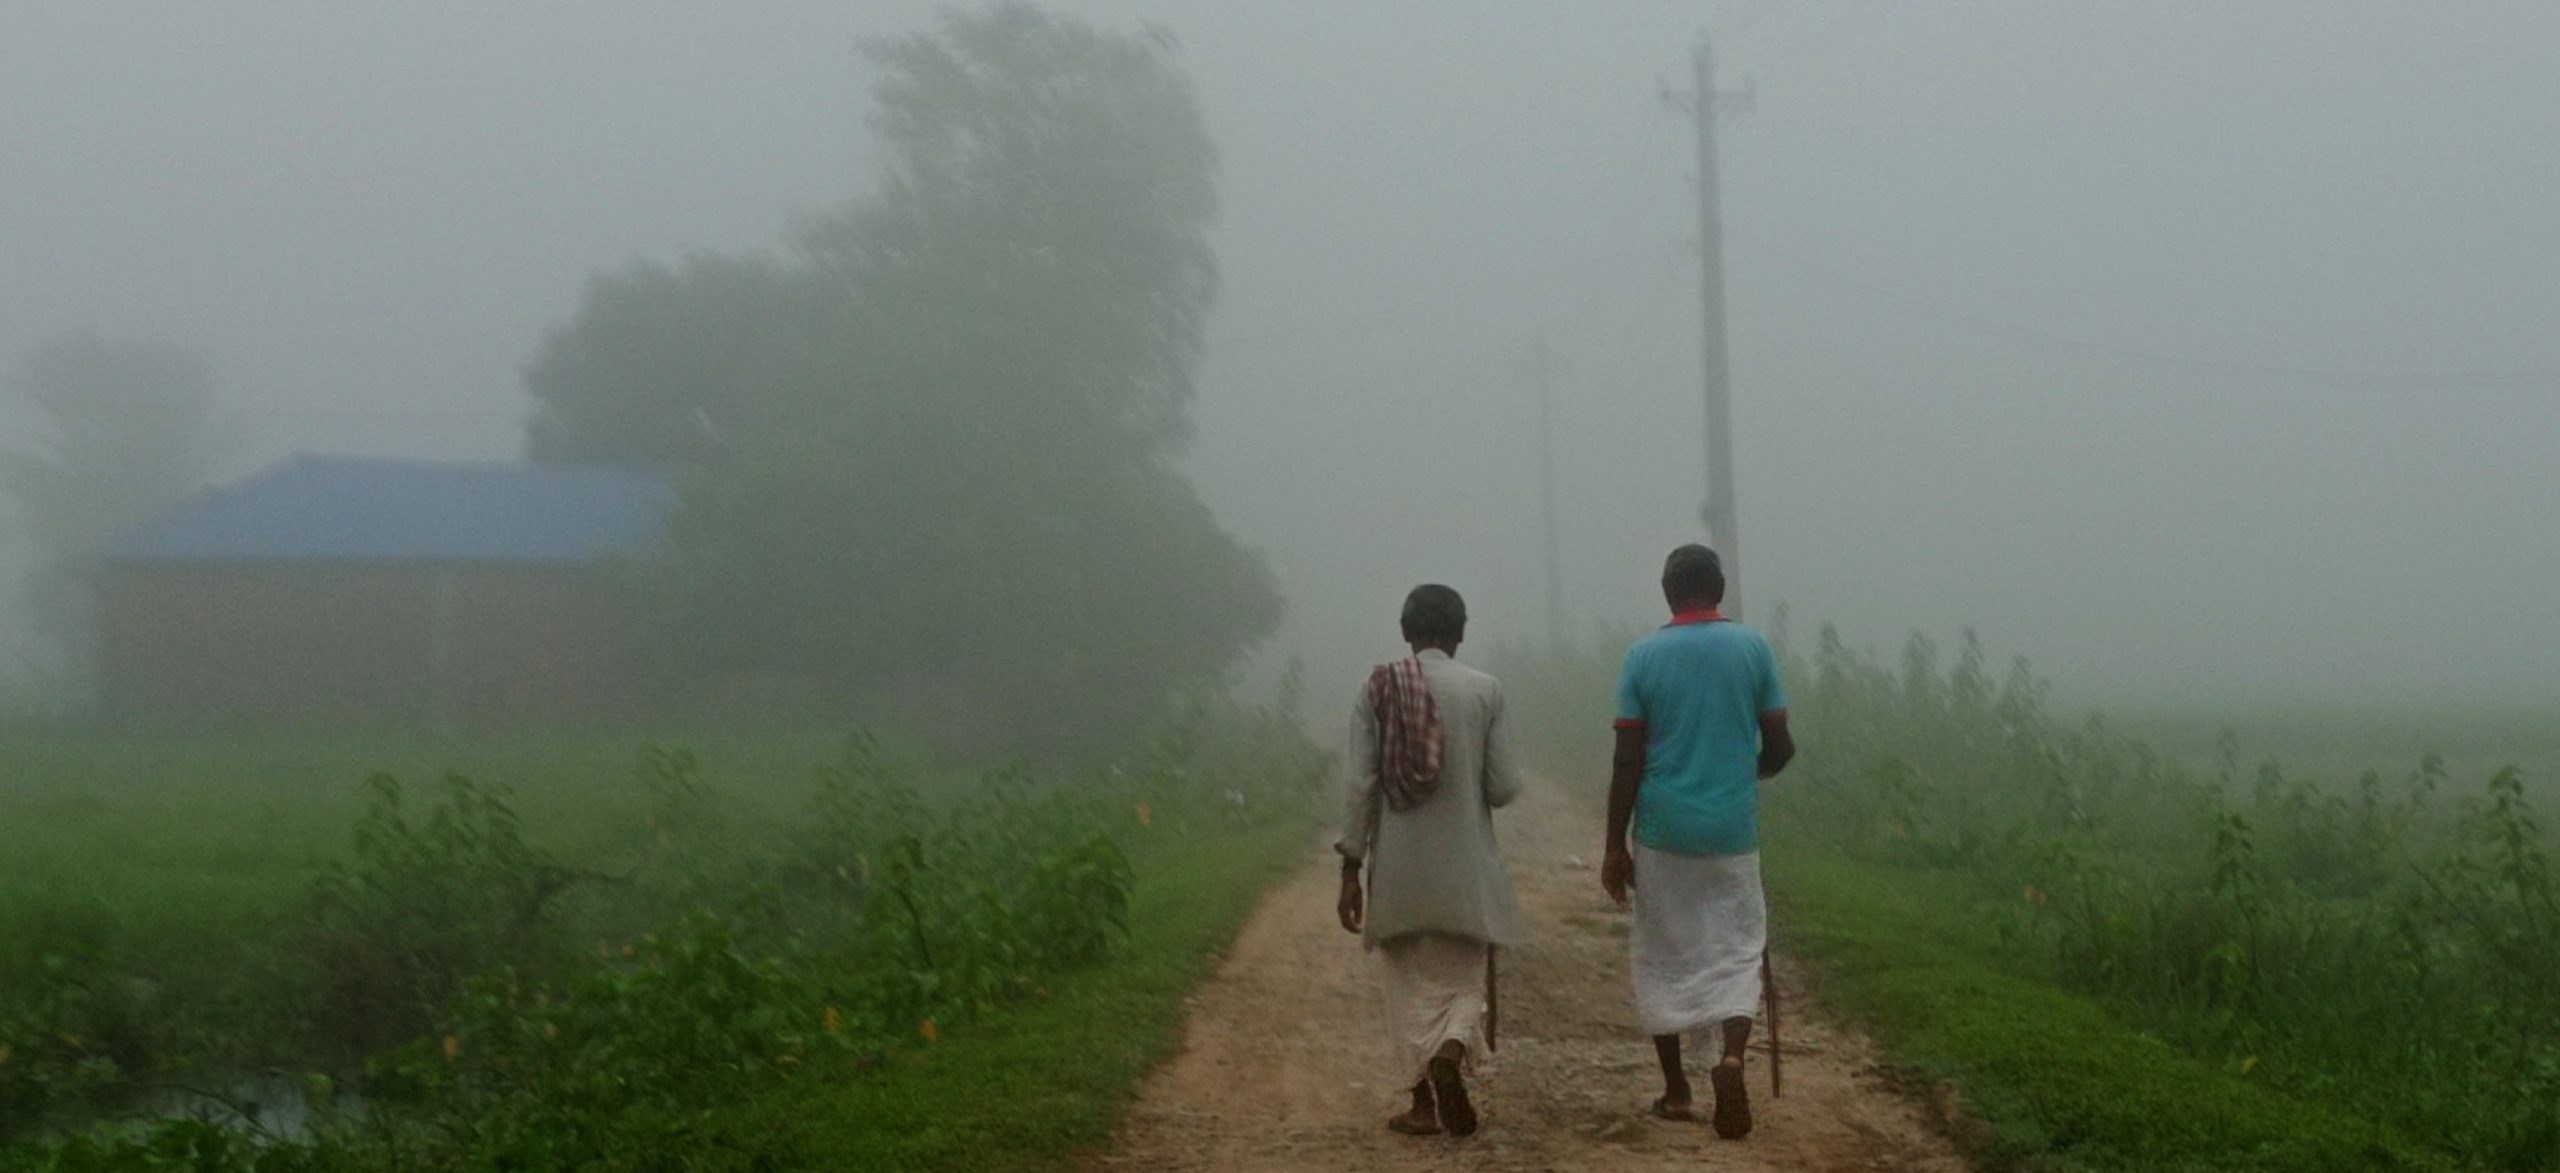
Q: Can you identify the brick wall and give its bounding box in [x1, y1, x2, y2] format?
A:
[95, 562, 639, 727]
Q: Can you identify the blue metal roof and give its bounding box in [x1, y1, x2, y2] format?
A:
[103, 455, 675, 565]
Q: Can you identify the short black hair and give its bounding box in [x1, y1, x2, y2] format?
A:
[1661, 544, 1725, 605]
[1399, 584, 1467, 644]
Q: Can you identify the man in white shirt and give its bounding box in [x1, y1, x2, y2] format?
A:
[1335, 584, 1530, 1138]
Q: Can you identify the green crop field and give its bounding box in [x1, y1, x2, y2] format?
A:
[0, 709, 1326, 1170]
[0, 731, 843, 966]
[2116, 707, 2560, 807]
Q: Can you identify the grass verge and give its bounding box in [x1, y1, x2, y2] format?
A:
[677, 823, 1311, 1172]
[1769, 849, 2446, 1173]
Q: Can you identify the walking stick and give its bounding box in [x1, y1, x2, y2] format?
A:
[1485, 947, 1500, 1052]
[1762, 949, 1782, 1098]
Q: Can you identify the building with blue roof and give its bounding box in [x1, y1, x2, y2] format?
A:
[95, 455, 674, 726]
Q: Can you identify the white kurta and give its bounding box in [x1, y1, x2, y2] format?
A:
[1337, 649, 1528, 1081]
[1334, 649, 1530, 949]
[1630, 845, 1765, 1042]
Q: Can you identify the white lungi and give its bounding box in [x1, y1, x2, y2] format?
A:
[1377, 930, 1491, 1082]
[1629, 846, 1764, 1043]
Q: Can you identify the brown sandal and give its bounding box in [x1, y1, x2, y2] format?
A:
[1386, 1108, 1442, 1136]
[1710, 1059, 1752, 1139]
[1427, 1056, 1478, 1137]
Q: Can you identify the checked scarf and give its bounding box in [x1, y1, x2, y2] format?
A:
[1366, 657, 1446, 812]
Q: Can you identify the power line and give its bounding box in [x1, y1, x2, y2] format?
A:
[1212, 103, 1688, 366]
[1733, 0, 1899, 81]
[1207, 238, 1669, 362]
[1714, 0, 1787, 44]
[1699, 9, 2550, 394]
[1744, 240, 2560, 391]
[230, 405, 524, 424]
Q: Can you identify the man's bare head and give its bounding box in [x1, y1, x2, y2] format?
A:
[1400, 584, 1467, 648]
[1661, 544, 1725, 610]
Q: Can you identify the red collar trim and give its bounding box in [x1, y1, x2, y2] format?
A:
[1669, 608, 1727, 626]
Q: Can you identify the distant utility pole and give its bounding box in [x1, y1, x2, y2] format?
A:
[1665, 36, 1752, 616]
[1529, 338, 1566, 645]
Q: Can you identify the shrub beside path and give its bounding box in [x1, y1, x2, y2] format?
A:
[1089, 780, 1969, 1172]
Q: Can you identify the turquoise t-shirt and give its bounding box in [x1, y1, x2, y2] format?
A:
[1614, 617, 1788, 856]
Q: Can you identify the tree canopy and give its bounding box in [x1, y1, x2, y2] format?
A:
[0, 332, 231, 681]
[523, 252, 821, 471]
[529, 4, 1279, 751]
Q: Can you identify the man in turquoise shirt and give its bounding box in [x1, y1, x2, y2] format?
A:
[1601, 544, 1794, 1139]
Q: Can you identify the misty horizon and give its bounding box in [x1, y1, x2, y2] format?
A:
[6, 1, 2554, 718]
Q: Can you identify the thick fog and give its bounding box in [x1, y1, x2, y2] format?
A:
[5, 2, 2554, 714]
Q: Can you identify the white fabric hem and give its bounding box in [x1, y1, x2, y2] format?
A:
[1629, 846, 1765, 1041]
[1378, 931, 1492, 1084]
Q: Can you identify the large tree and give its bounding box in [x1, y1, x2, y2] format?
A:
[522, 252, 821, 471]
[539, 4, 1279, 751]
[0, 332, 231, 682]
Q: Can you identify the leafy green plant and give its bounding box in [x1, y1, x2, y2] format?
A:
[0, 952, 138, 1140]
[304, 774, 584, 1058]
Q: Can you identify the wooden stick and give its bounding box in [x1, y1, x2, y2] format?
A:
[1763, 949, 1783, 1098]
[1485, 946, 1500, 1052]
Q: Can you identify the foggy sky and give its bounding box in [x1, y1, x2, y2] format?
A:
[5, 2, 2555, 714]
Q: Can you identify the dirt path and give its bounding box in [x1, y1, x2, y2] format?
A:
[1090, 782, 1969, 1172]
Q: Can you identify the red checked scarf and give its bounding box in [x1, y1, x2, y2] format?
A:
[1366, 657, 1445, 812]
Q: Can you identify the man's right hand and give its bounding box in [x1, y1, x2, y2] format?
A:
[1601, 847, 1636, 906]
[1337, 874, 1365, 934]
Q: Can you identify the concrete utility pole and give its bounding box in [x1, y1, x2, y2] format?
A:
[1529, 338, 1565, 645]
[1668, 36, 1751, 616]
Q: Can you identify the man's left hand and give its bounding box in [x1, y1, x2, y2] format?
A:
[1336, 874, 1365, 934]
[1601, 847, 1636, 906]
